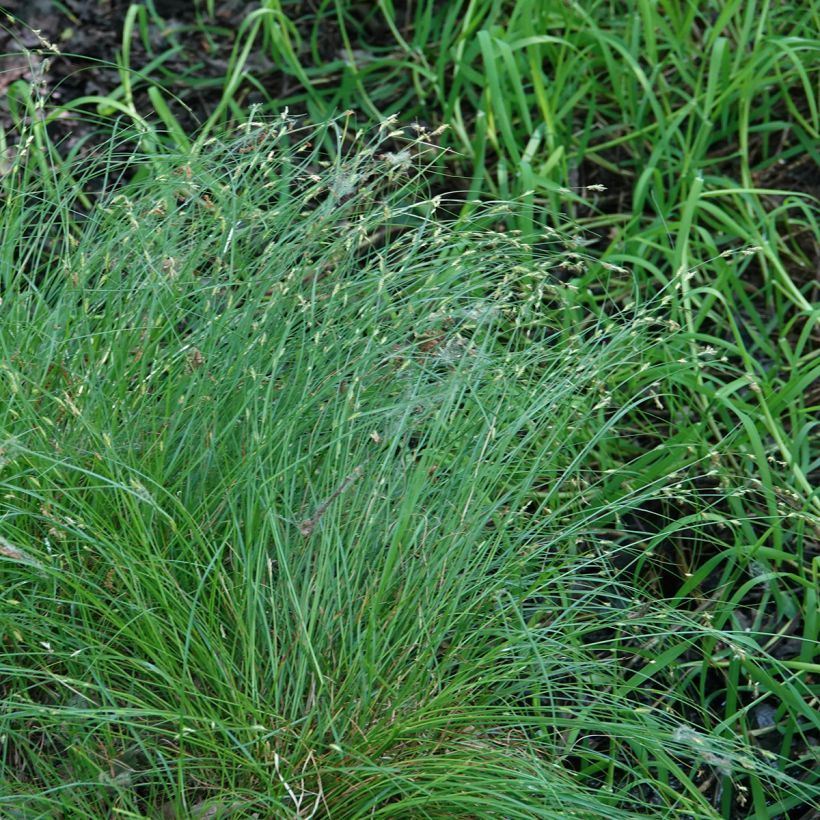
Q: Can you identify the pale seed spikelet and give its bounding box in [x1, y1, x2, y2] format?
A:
[0, 537, 44, 570]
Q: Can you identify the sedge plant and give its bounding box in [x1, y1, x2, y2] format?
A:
[0, 115, 817, 817]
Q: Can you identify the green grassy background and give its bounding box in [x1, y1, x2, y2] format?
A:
[0, 1, 817, 817]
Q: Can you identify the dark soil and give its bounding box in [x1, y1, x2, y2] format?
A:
[1, 0, 261, 156]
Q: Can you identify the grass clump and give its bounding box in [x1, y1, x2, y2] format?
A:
[9, 0, 812, 540]
[0, 118, 817, 817]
